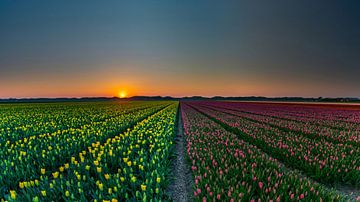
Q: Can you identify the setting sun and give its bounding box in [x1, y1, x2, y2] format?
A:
[118, 91, 127, 98]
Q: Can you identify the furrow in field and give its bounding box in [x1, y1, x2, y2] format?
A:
[167, 103, 193, 202]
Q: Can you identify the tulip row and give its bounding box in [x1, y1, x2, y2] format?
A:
[181, 103, 344, 201]
[0, 101, 172, 199]
[3, 102, 178, 201]
[188, 103, 360, 187]
[199, 102, 360, 145]
[208, 102, 360, 130]
[0, 101, 159, 143]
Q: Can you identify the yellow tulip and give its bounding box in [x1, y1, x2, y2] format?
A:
[41, 190, 46, 196]
[59, 166, 64, 172]
[127, 161, 132, 167]
[52, 172, 59, 179]
[104, 174, 110, 180]
[19, 182, 24, 189]
[141, 184, 146, 191]
[10, 190, 16, 200]
[64, 163, 69, 169]
[41, 168, 46, 175]
[156, 177, 161, 183]
[98, 183, 104, 191]
[97, 167, 102, 173]
[65, 191, 70, 197]
[120, 177, 125, 182]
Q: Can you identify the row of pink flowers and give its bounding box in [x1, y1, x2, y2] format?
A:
[181, 103, 344, 201]
[188, 102, 360, 187]
[199, 102, 360, 145]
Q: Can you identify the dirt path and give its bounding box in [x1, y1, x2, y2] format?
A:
[167, 105, 193, 202]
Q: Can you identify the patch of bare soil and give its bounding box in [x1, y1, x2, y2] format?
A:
[167, 106, 193, 202]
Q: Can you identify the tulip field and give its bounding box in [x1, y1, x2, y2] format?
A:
[0, 100, 359, 201]
[0, 101, 178, 201]
[182, 101, 360, 201]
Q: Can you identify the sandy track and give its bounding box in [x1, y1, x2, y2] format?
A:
[167, 104, 193, 202]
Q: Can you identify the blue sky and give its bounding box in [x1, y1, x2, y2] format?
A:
[0, 1, 359, 98]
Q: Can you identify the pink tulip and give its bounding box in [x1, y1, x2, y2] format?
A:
[299, 194, 304, 199]
[258, 181, 263, 189]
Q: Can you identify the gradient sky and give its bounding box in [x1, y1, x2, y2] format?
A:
[0, 0, 359, 98]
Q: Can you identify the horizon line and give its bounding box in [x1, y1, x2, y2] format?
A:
[0, 95, 359, 100]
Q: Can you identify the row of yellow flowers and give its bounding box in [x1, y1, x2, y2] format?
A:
[0, 102, 153, 144]
[2, 102, 177, 201]
[1, 102, 173, 201]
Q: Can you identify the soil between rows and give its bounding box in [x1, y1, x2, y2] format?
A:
[167, 104, 193, 202]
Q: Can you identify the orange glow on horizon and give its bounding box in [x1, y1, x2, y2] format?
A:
[118, 90, 127, 98]
[0, 69, 357, 98]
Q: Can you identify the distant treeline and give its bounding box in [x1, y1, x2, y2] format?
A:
[0, 96, 359, 103]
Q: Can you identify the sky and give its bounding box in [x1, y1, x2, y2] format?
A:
[0, 0, 359, 98]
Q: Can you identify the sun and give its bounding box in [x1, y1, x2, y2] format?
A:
[118, 91, 127, 98]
